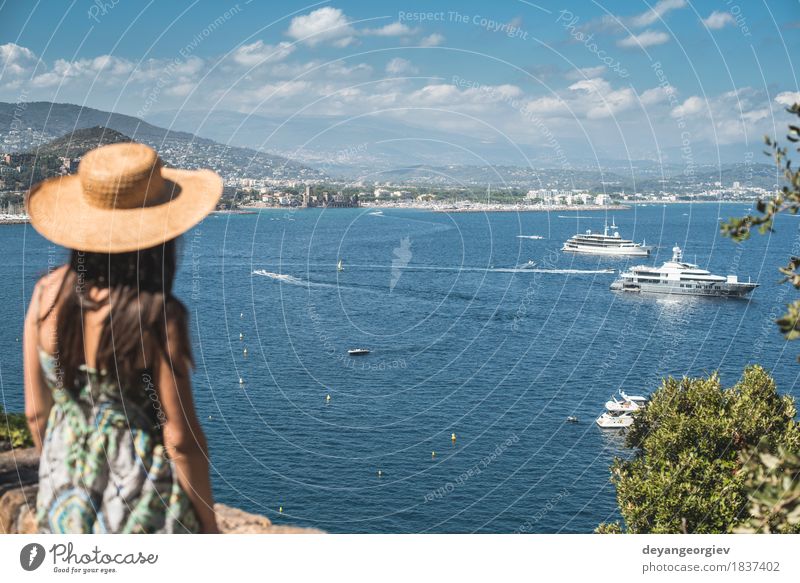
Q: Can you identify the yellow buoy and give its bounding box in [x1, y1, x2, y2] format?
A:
[432, 451, 436, 458]
[279, 506, 283, 514]
[326, 394, 331, 403]
[451, 432, 457, 443]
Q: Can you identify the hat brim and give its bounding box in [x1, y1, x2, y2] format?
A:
[26, 168, 222, 253]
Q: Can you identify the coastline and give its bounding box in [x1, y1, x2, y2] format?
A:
[234, 198, 758, 215]
[0, 214, 30, 225]
[361, 202, 629, 213]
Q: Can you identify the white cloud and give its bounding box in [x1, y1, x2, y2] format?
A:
[565, 65, 607, 80]
[629, 0, 687, 27]
[31, 55, 135, 87]
[231, 41, 294, 66]
[664, 87, 780, 144]
[640, 85, 674, 105]
[576, 0, 685, 33]
[742, 108, 770, 124]
[0, 43, 39, 77]
[775, 91, 800, 107]
[406, 83, 523, 113]
[3, 40, 789, 157]
[568, 78, 636, 118]
[419, 33, 445, 47]
[164, 82, 196, 97]
[702, 11, 736, 29]
[385, 58, 418, 75]
[286, 7, 356, 47]
[617, 30, 670, 49]
[523, 95, 569, 116]
[364, 22, 416, 37]
[671, 95, 705, 118]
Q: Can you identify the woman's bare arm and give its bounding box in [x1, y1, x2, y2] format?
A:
[157, 312, 219, 533]
[23, 278, 53, 452]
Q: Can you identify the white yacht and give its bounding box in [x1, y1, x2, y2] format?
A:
[604, 391, 648, 413]
[596, 410, 635, 429]
[562, 222, 650, 256]
[610, 246, 758, 297]
[596, 391, 648, 429]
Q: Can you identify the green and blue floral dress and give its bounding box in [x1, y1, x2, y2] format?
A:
[36, 349, 199, 533]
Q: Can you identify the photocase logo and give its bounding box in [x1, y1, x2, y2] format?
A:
[390, 236, 412, 292]
[20, 543, 46, 571]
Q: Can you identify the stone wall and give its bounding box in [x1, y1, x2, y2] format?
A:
[0, 447, 321, 534]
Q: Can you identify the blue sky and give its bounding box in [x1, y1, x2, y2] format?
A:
[1, 0, 799, 161]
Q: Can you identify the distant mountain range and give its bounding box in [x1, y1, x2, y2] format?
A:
[33, 126, 132, 158]
[147, 108, 605, 175]
[0, 101, 194, 143]
[147, 108, 772, 175]
[0, 102, 324, 182]
[0, 102, 781, 190]
[373, 162, 779, 192]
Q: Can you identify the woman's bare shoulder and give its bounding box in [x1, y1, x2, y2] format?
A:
[32, 265, 70, 319]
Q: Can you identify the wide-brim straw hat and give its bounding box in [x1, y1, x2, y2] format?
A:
[26, 142, 222, 253]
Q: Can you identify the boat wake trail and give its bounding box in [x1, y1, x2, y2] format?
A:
[251, 267, 615, 292]
[252, 270, 338, 289]
[397, 266, 615, 275]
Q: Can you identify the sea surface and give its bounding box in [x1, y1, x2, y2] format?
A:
[2, 203, 799, 533]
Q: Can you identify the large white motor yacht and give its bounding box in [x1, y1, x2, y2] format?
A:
[610, 246, 758, 297]
[562, 222, 650, 256]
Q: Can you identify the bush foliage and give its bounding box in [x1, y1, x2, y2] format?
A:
[0, 403, 33, 448]
[599, 366, 799, 534]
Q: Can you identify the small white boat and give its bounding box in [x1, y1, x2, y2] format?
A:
[516, 235, 544, 240]
[347, 348, 370, 356]
[566, 416, 579, 423]
[605, 391, 647, 413]
[596, 411, 634, 429]
[337, 259, 344, 272]
[515, 260, 537, 270]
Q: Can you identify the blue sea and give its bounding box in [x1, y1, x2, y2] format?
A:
[2, 203, 798, 533]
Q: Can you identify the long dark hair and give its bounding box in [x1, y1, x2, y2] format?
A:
[48, 238, 193, 394]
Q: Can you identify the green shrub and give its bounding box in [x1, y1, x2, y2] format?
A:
[734, 441, 800, 533]
[0, 403, 33, 448]
[607, 366, 799, 533]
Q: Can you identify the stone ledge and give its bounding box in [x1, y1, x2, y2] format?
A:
[0, 447, 321, 534]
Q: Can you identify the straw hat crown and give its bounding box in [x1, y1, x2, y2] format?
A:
[26, 141, 223, 253]
[79, 143, 167, 209]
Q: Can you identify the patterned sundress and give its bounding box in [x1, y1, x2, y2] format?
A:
[36, 349, 200, 533]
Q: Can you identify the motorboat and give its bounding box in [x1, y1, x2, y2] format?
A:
[562, 222, 650, 256]
[347, 348, 370, 356]
[605, 391, 648, 413]
[596, 411, 634, 429]
[610, 246, 758, 297]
